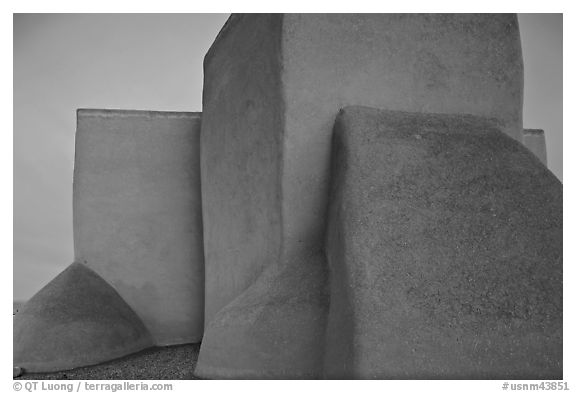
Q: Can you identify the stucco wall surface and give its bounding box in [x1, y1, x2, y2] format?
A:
[195, 251, 328, 379]
[324, 107, 562, 379]
[199, 14, 526, 378]
[281, 13, 524, 258]
[14, 263, 154, 372]
[201, 14, 524, 322]
[201, 15, 284, 323]
[74, 109, 204, 345]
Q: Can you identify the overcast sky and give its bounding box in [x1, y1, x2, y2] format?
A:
[13, 13, 562, 301]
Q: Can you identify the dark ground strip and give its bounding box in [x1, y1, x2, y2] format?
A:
[15, 344, 201, 380]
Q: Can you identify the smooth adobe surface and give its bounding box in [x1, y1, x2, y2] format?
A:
[201, 14, 524, 327]
[523, 128, 548, 166]
[200, 14, 524, 378]
[74, 109, 204, 345]
[281, 14, 524, 262]
[201, 15, 284, 324]
[324, 107, 562, 379]
[14, 262, 154, 372]
[195, 251, 329, 379]
[199, 15, 332, 378]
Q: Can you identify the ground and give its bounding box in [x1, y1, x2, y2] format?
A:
[15, 344, 201, 380]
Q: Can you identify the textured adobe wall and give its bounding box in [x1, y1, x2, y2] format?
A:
[195, 251, 328, 379]
[324, 107, 562, 379]
[74, 109, 204, 345]
[201, 14, 524, 321]
[523, 128, 548, 166]
[281, 13, 524, 258]
[199, 14, 525, 378]
[14, 263, 154, 372]
[201, 14, 284, 323]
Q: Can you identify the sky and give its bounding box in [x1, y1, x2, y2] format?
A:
[13, 13, 563, 301]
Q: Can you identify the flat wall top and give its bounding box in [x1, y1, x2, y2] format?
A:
[77, 108, 201, 119]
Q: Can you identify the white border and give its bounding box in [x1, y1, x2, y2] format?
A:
[4, 2, 572, 391]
